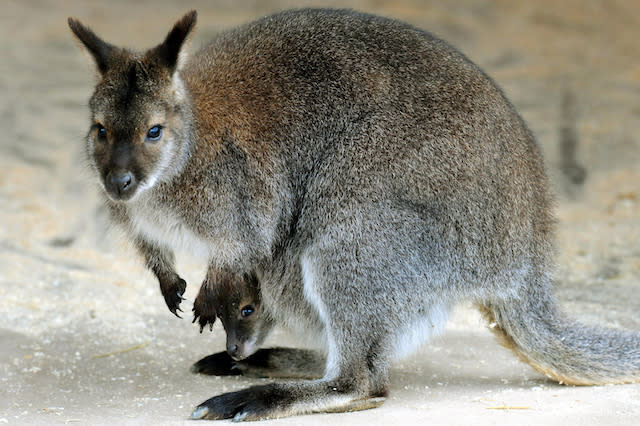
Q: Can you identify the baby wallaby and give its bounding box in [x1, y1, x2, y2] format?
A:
[194, 271, 273, 361]
[69, 8, 640, 422]
[190, 271, 324, 379]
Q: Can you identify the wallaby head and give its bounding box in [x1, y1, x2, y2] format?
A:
[68, 11, 197, 202]
[212, 274, 275, 361]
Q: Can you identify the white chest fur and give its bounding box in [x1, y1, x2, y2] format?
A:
[126, 196, 213, 258]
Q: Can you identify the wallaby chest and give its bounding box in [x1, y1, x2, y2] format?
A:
[126, 193, 213, 258]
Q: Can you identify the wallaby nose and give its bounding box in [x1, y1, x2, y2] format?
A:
[229, 343, 248, 360]
[229, 344, 239, 356]
[106, 170, 136, 198]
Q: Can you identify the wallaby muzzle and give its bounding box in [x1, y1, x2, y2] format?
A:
[105, 169, 137, 200]
[227, 340, 258, 361]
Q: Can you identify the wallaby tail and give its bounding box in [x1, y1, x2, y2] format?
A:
[478, 291, 640, 385]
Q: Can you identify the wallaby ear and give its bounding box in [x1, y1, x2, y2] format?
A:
[68, 17, 117, 74]
[151, 10, 198, 72]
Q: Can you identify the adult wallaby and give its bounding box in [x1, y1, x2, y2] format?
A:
[69, 8, 640, 421]
[190, 271, 324, 380]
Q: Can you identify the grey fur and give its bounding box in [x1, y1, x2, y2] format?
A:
[69, 8, 640, 421]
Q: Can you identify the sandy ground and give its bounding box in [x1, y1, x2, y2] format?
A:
[1, 0, 639, 424]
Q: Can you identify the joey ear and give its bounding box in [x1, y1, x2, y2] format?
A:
[68, 17, 117, 74]
[151, 10, 197, 72]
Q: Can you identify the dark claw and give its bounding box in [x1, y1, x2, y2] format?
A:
[192, 314, 215, 333]
[192, 287, 217, 333]
[191, 406, 209, 420]
[161, 277, 187, 318]
[191, 389, 248, 420]
[190, 384, 285, 421]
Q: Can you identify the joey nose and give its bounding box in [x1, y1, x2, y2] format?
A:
[106, 170, 136, 199]
[229, 343, 247, 360]
[229, 344, 239, 357]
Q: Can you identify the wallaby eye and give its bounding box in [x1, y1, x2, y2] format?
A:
[240, 305, 255, 318]
[96, 124, 107, 141]
[146, 125, 163, 142]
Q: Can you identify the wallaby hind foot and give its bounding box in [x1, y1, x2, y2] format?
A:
[191, 382, 386, 421]
[191, 347, 325, 379]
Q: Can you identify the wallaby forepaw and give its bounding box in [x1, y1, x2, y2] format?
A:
[162, 277, 186, 318]
[190, 351, 242, 376]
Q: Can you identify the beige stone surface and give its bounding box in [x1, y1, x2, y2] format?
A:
[1, 0, 638, 424]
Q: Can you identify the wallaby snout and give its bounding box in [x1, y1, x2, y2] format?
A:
[228, 343, 239, 358]
[106, 169, 137, 200]
[227, 336, 258, 361]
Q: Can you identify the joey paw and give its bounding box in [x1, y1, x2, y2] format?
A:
[192, 289, 217, 333]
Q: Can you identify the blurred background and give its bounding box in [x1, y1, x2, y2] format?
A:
[1, 1, 638, 424]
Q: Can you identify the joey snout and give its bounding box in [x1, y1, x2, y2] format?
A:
[226, 335, 258, 361]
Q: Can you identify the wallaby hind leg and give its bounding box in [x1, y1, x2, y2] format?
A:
[191, 341, 388, 420]
[190, 351, 241, 376]
[191, 381, 386, 421]
[191, 249, 391, 420]
[191, 347, 326, 379]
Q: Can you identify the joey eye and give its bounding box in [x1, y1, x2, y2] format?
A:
[240, 305, 255, 318]
[96, 124, 107, 141]
[146, 125, 163, 142]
